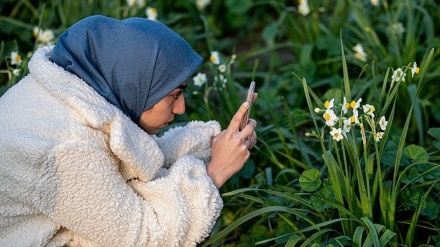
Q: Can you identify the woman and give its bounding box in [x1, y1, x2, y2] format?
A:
[0, 15, 257, 246]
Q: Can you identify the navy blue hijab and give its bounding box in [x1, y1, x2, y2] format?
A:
[52, 15, 203, 123]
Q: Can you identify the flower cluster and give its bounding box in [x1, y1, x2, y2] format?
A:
[33, 27, 55, 47]
[314, 98, 388, 143]
[2, 51, 23, 79]
[127, 0, 145, 8]
[126, 0, 158, 21]
[192, 51, 236, 91]
[391, 61, 419, 85]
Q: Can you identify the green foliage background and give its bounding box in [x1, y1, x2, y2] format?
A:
[1, 0, 440, 246]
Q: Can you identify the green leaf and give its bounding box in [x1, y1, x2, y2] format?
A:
[421, 196, 439, 220]
[428, 128, 440, 150]
[285, 235, 302, 247]
[418, 163, 440, 180]
[433, 141, 440, 150]
[328, 236, 351, 246]
[262, 22, 279, 42]
[402, 188, 423, 208]
[225, 0, 251, 14]
[427, 127, 440, 140]
[403, 144, 429, 163]
[310, 186, 335, 212]
[299, 168, 322, 192]
[381, 140, 397, 167]
[239, 159, 255, 179]
[401, 167, 424, 184]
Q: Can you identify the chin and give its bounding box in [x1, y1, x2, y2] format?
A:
[149, 128, 161, 135]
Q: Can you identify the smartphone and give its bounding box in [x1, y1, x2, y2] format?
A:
[239, 81, 256, 131]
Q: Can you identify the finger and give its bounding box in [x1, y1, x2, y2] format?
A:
[227, 102, 250, 132]
[247, 118, 257, 128]
[252, 93, 258, 103]
[240, 118, 257, 138]
[248, 131, 257, 149]
[243, 137, 251, 149]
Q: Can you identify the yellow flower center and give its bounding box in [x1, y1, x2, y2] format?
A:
[150, 8, 157, 14]
[334, 133, 339, 137]
[324, 113, 331, 121]
[350, 100, 356, 108]
[345, 103, 351, 109]
[415, 67, 420, 74]
[350, 116, 355, 123]
[355, 53, 363, 60]
[15, 55, 21, 61]
[324, 100, 330, 108]
[209, 55, 216, 63]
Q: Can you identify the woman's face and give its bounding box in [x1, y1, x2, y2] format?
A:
[138, 84, 187, 134]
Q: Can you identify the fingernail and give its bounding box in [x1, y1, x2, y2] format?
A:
[243, 102, 249, 108]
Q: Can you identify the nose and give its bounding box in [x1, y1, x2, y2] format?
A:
[173, 95, 186, 115]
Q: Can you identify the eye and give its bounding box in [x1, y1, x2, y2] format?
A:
[172, 90, 183, 99]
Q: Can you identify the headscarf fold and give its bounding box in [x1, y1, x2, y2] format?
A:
[51, 15, 203, 123]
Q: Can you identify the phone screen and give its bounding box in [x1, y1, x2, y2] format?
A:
[239, 81, 255, 131]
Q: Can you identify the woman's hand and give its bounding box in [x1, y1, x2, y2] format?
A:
[207, 98, 257, 188]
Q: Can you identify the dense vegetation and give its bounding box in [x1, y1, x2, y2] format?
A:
[1, 0, 440, 246]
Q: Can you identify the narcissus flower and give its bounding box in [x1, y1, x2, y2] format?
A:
[210, 51, 220, 65]
[324, 98, 334, 109]
[342, 97, 350, 114]
[10, 51, 22, 66]
[193, 73, 207, 87]
[323, 109, 338, 127]
[392, 68, 405, 82]
[330, 128, 344, 141]
[411, 62, 419, 78]
[374, 132, 384, 142]
[12, 69, 21, 76]
[33, 27, 54, 45]
[218, 64, 226, 73]
[362, 104, 375, 118]
[298, 0, 310, 16]
[136, 0, 145, 7]
[343, 118, 352, 132]
[370, 0, 379, 6]
[127, 0, 136, 7]
[146, 7, 158, 21]
[196, 0, 211, 10]
[379, 116, 388, 131]
[351, 98, 362, 111]
[353, 44, 367, 62]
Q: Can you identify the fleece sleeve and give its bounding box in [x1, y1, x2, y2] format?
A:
[153, 120, 221, 167]
[129, 155, 223, 246]
[37, 140, 222, 247]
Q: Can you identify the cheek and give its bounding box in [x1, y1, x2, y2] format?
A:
[153, 102, 175, 119]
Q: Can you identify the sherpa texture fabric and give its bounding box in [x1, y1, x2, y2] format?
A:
[0, 46, 222, 247]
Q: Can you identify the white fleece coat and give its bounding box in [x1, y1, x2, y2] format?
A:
[0, 46, 223, 247]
